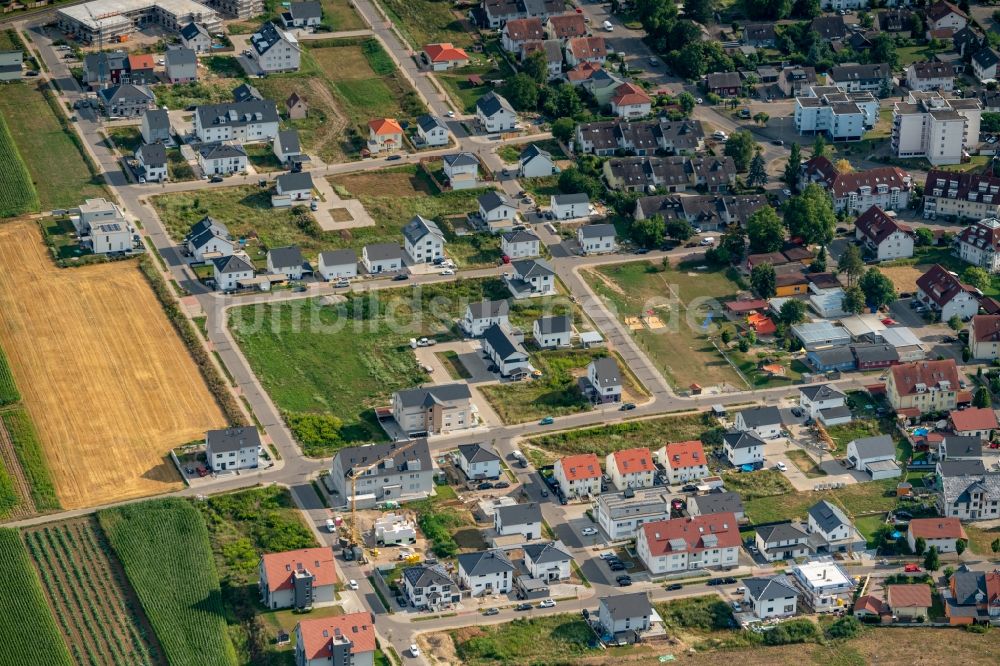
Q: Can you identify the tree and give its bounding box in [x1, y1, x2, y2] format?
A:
[683, 0, 715, 24]
[785, 184, 837, 245]
[826, 615, 861, 640]
[746, 150, 768, 188]
[632, 214, 666, 248]
[780, 299, 807, 325]
[838, 244, 864, 287]
[677, 92, 697, 117]
[738, 337, 750, 352]
[753, 111, 770, 126]
[666, 218, 695, 241]
[812, 133, 827, 158]
[924, 545, 940, 571]
[991, 537, 1000, 554]
[783, 142, 802, 190]
[747, 207, 785, 253]
[914, 536, 926, 556]
[724, 130, 757, 172]
[964, 266, 991, 292]
[671, 41, 709, 79]
[859, 268, 896, 310]
[834, 158, 853, 173]
[721, 226, 747, 263]
[915, 227, 934, 247]
[741, 0, 791, 20]
[501, 74, 539, 111]
[963, 346, 972, 363]
[721, 328, 732, 344]
[522, 50, 548, 84]
[550, 84, 583, 119]
[750, 263, 777, 298]
[949, 315, 964, 332]
[558, 168, 602, 200]
[842, 286, 866, 315]
[811, 246, 827, 273]
[956, 539, 967, 556]
[551, 117, 575, 143]
[869, 33, 899, 70]
[792, 0, 820, 20]
[974, 386, 991, 409]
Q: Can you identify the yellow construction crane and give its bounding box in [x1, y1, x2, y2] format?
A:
[344, 439, 424, 558]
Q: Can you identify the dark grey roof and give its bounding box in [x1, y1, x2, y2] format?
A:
[800, 384, 846, 402]
[417, 114, 448, 133]
[600, 592, 652, 621]
[553, 192, 589, 206]
[188, 228, 228, 251]
[523, 541, 571, 564]
[468, 299, 510, 319]
[849, 434, 895, 460]
[98, 83, 153, 104]
[478, 189, 514, 212]
[852, 343, 899, 364]
[458, 443, 500, 465]
[808, 500, 850, 533]
[578, 223, 615, 239]
[143, 108, 169, 131]
[395, 384, 472, 408]
[403, 564, 454, 589]
[181, 22, 210, 41]
[938, 459, 987, 477]
[232, 82, 263, 102]
[723, 430, 766, 450]
[457, 549, 515, 576]
[251, 22, 296, 56]
[495, 502, 542, 526]
[187, 215, 229, 240]
[268, 245, 303, 268]
[737, 405, 782, 428]
[199, 143, 247, 160]
[212, 254, 253, 273]
[810, 346, 855, 366]
[501, 229, 539, 244]
[756, 522, 808, 544]
[206, 426, 260, 453]
[829, 63, 891, 82]
[942, 435, 983, 459]
[590, 357, 620, 386]
[744, 576, 798, 602]
[165, 46, 196, 66]
[819, 406, 852, 421]
[288, 0, 322, 19]
[483, 323, 525, 361]
[276, 171, 313, 192]
[536, 315, 571, 335]
[277, 129, 301, 154]
[196, 99, 279, 129]
[692, 491, 743, 516]
[334, 439, 433, 477]
[973, 47, 1000, 69]
[520, 143, 552, 162]
[136, 142, 167, 165]
[476, 91, 515, 117]
[403, 215, 444, 244]
[443, 152, 478, 168]
[364, 242, 403, 261]
[319, 249, 356, 266]
[951, 568, 987, 606]
[512, 258, 554, 278]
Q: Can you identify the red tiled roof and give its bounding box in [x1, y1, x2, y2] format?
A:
[927, 0, 968, 22]
[661, 441, 706, 471]
[129, 53, 155, 70]
[890, 359, 960, 398]
[640, 513, 740, 557]
[855, 205, 912, 245]
[924, 170, 1000, 206]
[546, 13, 587, 38]
[424, 43, 469, 63]
[261, 548, 337, 593]
[297, 612, 376, 660]
[504, 18, 545, 42]
[986, 572, 1000, 605]
[568, 36, 608, 60]
[612, 82, 650, 107]
[887, 584, 932, 608]
[908, 517, 967, 540]
[725, 299, 768, 313]
[854, 594, 885, 615]
[980, 298, 1000, 315]
[748, 312, 776, 334]
[558, 453, 602, 481]
[368, 118, 403, 135]
[958, 219, 1000, 254]
[611, 447, 654, 475]
[950, 407, 998, 432]
[803, 156, 910, 198]
[565, 61, 602, 81]
[972, 314, 1000, 343]
[916, 264, 978, 308]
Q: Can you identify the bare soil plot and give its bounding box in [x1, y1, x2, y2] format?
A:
[879, 264, 922, 294]
[0, 222, 225, 508]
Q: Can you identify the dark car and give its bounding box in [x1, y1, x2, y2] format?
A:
[723, 577, 738, 584]
[619, 402, 637, 411]
[633, 248, 650, 255]
[477, 482, 494, 490]
[609, 562, 626, 571]
[209, 176, 224, 183]
[494, 481, 510, 489]
[484, 607, 500, 616]
[791, 407, 803, 418]
[515, 603, 532, 611]
[666, 583, 683, 591]
[706, 578, 724, 586]
[771, 139, 784, 146]
[616, 575, 632, 586]
[681, 484, 699, 492]
[540, 489, 549, 497]
[386, 154, 402, 161]
[393, 274, 409, 281]
[488, 364, 499, 372]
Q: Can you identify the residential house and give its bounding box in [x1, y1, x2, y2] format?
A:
[544, 13, 586, 41]
[124, 53, 155, 85]
[598, 592, 653, 637]
[442, 152, 479, 190]
[827, 63, 891, 93]
[247, 22, 301, 73]
[953, 25, 985, 57]
[971, 315, 1000, 360]
[687, 491, 745, 521]
[636, 513, 741, 574]
[846, 435, 900, 479]
[550, 193, 589, 220]
[206, 426, 260, 471]
[778, 66, 818, 97]
[790, 560, 856, 612]
[973, 47, 1000, 82]
[906, 61, 955, 92]
[273, 129, 302, 165]
[743, 576, 799, 620]
[594, 488, 670, 540]
[259, 547, 336, 610]
[734, 406, 782, 439]
[198, 143, 247, 175]
[367, 117, 404, 154]
[194, 99, 280, 143]
[482, 322, 531, 377]
[266, 246, 305, 280]
[519, 144, 557, 178]
[97, 83, 155, 118]
[212, 254, 254, 291]
[293, 612, 375, 666]
[891, 91, 982, 166]
[855, 205, 914, 261]
[478, 190, 518, 232]
[402, 564, 460, 610]
[553, 453, 602, 499]
[564, 36, 607, 68]
[135, 143, 167, 182]
[634, 193, 765, 231]
[603, 155, 736, 193]
[938, 472, 1000, 520]
[937, 459, 987, 481]
[82, 50, 128, 87]
[402, 215, 445, 264]
[754, 523, 809, 562]
[456, 550, 515, 596]
[926, 1, 968, 38]
[391, 384, 474, 436]
[523, 541, 572, 580]
[610, 82, 651, 119]
[949, 408, 997, 440]
[520, 39, 562, 80]
[606, 447, 654, 490]
[185, 216, 233, 262]
[958, 218, 1000, 273]
[286, 92, 307, 119]
[810, 15, 849, 41]
[494, 502, 542, 539]
[140, 108, 170, 144]
[501, 229, 540, 259]
[807, 500, 865, 553]
[457, 443, 501, 480]
[922, 170, 1000, 221]
[374, 515, 416, 546]
[799, 384, 848, 420]
[743, 23, 776, 48]
[165, 46, 197, 83]
[706, 71, 741, 97]
[915, 264, 980, 322]
[180, 22, 212, 52]
[907, 517, 967, 553]
[887, 584, 933, 621]
[800, 156, 911, 213]
[656, 440, 708, 485]
[944, 566, 1000, 624]
[853, 595, 887, 620]
[506, 258, 555, 298]
[317, 249, 357, 280]
[722, 430, 766, 468]
[280, 1, 322, 28]
[941, 436, 985, 461]
[416, 114, 450, 147]
[533, 315, 572, 348]
[588, 356, 622, 403]
[274, 171, 313, 203]
[422, 42, 469, 71]
[501, 18, 545, 53]
[462, 299, 510, 337]
[361, 243, 403, 273]
[575, 118, 704, 157]
[476, 92, 518, 132]
[328, 439, 435, 506]
[576, 223, 616, 255]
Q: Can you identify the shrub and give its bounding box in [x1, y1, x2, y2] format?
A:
[762, 618, 818, 645]
[826, 615, 862, 639]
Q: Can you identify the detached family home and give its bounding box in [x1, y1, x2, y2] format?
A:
[493, 502, 542, 540]
[280, 1, 322, 28]
[723, 430, 766, 468]
[443, 152, 479, 190]
[416, 114, 450, 147]
[479, 190, 518, 232]
[743, 576, 799, 620]
[519, 144, 558, 177]
[185, 216, 233, 263]
[687, 491, 745, 521]
[553, 453, 602, 499]
[734, 406, 782, 439]
[317, 249, 357, 280]
[507, 258, 556, 298]
[247, 22, 301, 74]
[259, 547, 336, 610]
[212, 254, 254, 291]
[206, 426, 260, 471]
[483, 322, 531, 377]
[846, 435, 900, 479]
[462, 299, 510, 337]
[98, 83, 155, 118]
[523, 541, 572, 580]
[907, 517, 967, 553]
[274, 171, 313, 203]
[551, 193, 589, 220]
[754, 523, 809, 562]
[362, 243, 403, 273]
[598, 592, 653, 638]
[457, 443, 501, 480]
[576, 223, 616, 254]
[533, 315, 572, 348]
[606, 447, 654, 490]
[273, 129, 302, 165]
[294, 612, 375, 666]
[595, 489, 671, 540]
[165, 46, 197, 83]
[457, 550, 515, 596]
[403, 564, 460, 611]
[266, 246, 305, 280]
[402, 215, 445, 264]
[656, 440, 708, 485]
[886, 358, 960, 415]
[367, 117, 404, 154]
[588, 356, 622, 403]
[915, 264, 980, 323]
[198, 143, 247, 176]
[476, 92, 518, 132]
[799, 384, 850, 425]
[391, 384, 474, 436]
[807, 500, 864, 553]
[141, 108, 171, 144]
[970, 314, 1000, 360]
[854, 205, 914, 261]
[501, 229, 540, 258]
[135, 143, 168, 182]
[181, 22, 212, 52]
[949, 408, 998, 439]
[328, 440, 434, 507]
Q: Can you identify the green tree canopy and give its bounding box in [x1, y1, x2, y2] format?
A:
[859, 268, 896, 310]
[551, 117, 575, 143]
[747, 206, 785, 253]
[746, 150, 768, 188]
[501, 74, 539, 110]
[838, 244, 865, 287]
[632, 214, 666, 248]
[783, 142, 802, 190]
[779, 299, 807, 325]
[784, 183, 836, 245]
[666, 218, 695, 241]
[724, 130, 757, 172]
[963, 266, 991, 292]
[842, 286, 865, 314]
[750, 263, 777, 298]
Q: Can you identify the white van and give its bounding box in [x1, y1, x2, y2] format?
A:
[603, 20, 613, 31]
[700, 237, 715, 246]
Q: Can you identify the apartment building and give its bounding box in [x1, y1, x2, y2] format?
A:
[892, 90, 982, 166]
[391, 384, 474, 436]
[794, 85, 878, 142]
[800, 155, 911, 213]
[636, 513, 740, 575]
[328, 440, 435, 507]
[886, 358, 961, 414]
[194, 99, 280, 143]
[958, 218, 1000, 272]
[922, 170, 1000, 220]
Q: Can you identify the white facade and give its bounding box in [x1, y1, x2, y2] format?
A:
[501, 234, 539, 259]
[553, 455, 601, 499]
[595, 491, 670, 541]
[532, 318, 572, 348]
[248, 23, 301, 73]
[457, 445, 501, 480]
[723, 431, 766, 468]
[892, 91, 981, 166]
[799, 386, 847, 419]
[551, 195, 589, 220]
[743, 579, 799, 620]
[636, 520, 740, 575]
[794, 85, 877, 142]
[576, 226, 617, 254]
[734, 409, 782, 439]
[317, 251, 357, 280]
[791, 561, 855, 613]
[605, 450, 654, 490]
[457, 553, 513, 596]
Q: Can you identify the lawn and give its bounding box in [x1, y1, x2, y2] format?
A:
[410, 482, 484, 558]
[965, 524, 1000, 556]
[721, 469, 794, 500]
[436, 43, 516, 113]
[744, 478, 900, 525]
[374, 0, 476, 49]
[244, 144, 284, 172]
[585, 260, 744, 390]
[863, 107, 894, 141]
[435, 615, 598, 665]
[898, 44, 944, 67]
[520, 175, 561, 200]
[320, 0, 367, 30]
[785, 449, 827, 478]
[153, 80, 237, 110]
[825, 418, 890, 456]
[498, 139, 566, 164]
[436, 350, 471, 380]
[202, 55, 245, 78]
[0, 81, 106, 210]
[105, 125, 142, 155]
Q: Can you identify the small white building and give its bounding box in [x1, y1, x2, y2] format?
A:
[198, 143, 247, 175]
[553, 453, 601, 499]
[855, 205, 914, 261]
[605, 447, 654, 490]
[140, 108, 171, 144]
[754, 523, 809, 563]
[501, 229, 540, 259]
[274, 171, 313, 203]
[373, 513, 417, 545]
[576, 223, 617, 255]
[461, 299, 510, 337]
[595, 489, 670, 540]
[164, 46, 197, 83]
[362, 243, 404, 273]
[402, 564, 460, 611]
[734, 406, 782, 439]
[456, 550, 515, 596]
[722, 430, 766, 468]
[482, 323, 531, 377]
[266, 246, 304, 280]
[523, 541, 572, 581]
[846, 435, 901, 479]
[519, 144, 558, 178]
[799, 384, 848, 419]
[206, 426, 260, 471]
[317, 249, 357, 280]
[416, 114, 450, 147]
[442, 152, 479, 190]
[610, 82, 653, 119]
[743, 576, 799, 620]
[273, 129, 302, 165]
[915, 264, 980, 322]
[656, 440, 708, 485]
[280, 0, 322, 28]
[476, 92, 517, 133]
[402, 215, 445, 264]
[478, 190, 518, 233]
[588, 356, 622, 403]
[906, 517, 967, 554]
[533, 315, 572, 348]
[807, 500, 864, 553]
[187, 221, 234, 263]
[494, 502, 542, 540]
[135, 142, 168, 182]
[180, 22, 212, 53]
[551, 193, 590, 220]
[457, 443, 501, 481]
[507, 259, 555, 298]
[212, 254, 254, 291]
[598, 592, 653, 637]
[790, 560, 855, 613]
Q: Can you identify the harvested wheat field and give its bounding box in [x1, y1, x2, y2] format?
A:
[0, 221, 225, 508]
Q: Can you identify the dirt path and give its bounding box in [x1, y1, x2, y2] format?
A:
[585, 268, 627, 297]
[0, 416, 35, 518]
[305, 78, 350, 163]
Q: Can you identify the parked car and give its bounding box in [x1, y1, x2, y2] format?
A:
[325, 518, 335, 532]
[732, 601, 742, 612]
[581, 527, 598, 536]
[393, 274, 409, 281]
[515, 603, 533, 611]
[681, 484, 699, 492]
[494, 481, 510, 489]
[774, 462, 787, 472]
[409, 644, 420, 657]
[209, 175, 223, 183]
[539, 416, 554, 425]
[348, 579, 359, 590]
[440, 269, 455, 276]
[791, 407, 803, 418]
[723, 577, 738, 584]
[540, 489, 549, 497]
[616, 575, 633, 586]
[619, 402, 636, 411]
[477, 482, 494, 490]
[609, 562, 626, 571]
[666, 583, 683, 591]
[484, 607, 500, 616]
[386, 154, 402, 161]
[904, 563, 921, 573]
[538, 598, 557, 608]
[706, 578, 724, 586]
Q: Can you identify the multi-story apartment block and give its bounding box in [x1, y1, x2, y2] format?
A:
[800, 156, 911, 213]
[328, 440, 435, 507]
[892, 91, 982, 166]
[57, 0, 222, 44]
[636, 513, 740, 575]
[794, 85, 878, 142]
[958, 218, 1000, 272]
[826, 63, 891, 93]
[247, 22, 301, 73]
[194, 99, 280, 143]
[886, 358, 961, 414]
[905, 61, 955, 92]
[391, 384, 474, 436]
[922, 170, 1000, 220]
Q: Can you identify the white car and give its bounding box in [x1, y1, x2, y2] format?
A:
[324, 518, 335, 532]
[712, 131, 727, 141]
[538, 598, 556, 608]
[439, 268, 455, 276]
[581, 527, 598, 536]
[775, 462, 788, 472]
[732, 601, 742, 612]
[348, 579, 359, 590]
[446, 110, 455, 117]
[410, 644, 420, 657]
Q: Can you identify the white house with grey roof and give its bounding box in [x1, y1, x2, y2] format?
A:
[98, 83, 155, 118]
[416, 114, 450, 147]
[507, 258, 555, 298]
[280, 0, 321, 28]
[523, 541, 572, 580]
[402, 564, 460, 611]
[478, 190, 517, 232]
[576, 223, 617, 254]
[194, 99, 280, 143]
[402, 215, 445, 264]
[734, 405, 783, 439]
[318, 249, 357, 280]
[213, 253, 254, 290]
[362, 242, 403, 273]
[743, 576, 799, 619]
[442, 152, 478, 189]
[180, 22, 212, 52]
[806, 500, 864, 553]
[456, 443, 501, 480]
[476, 91, 518, 133]
[165, 45, 197, 83]
[135, 143, 168, 182]
[482, 323, 531, 377]
[266, 246, 305, 279]
[274, 171, 313, 204]
[754, 522, 809, 562]
[328, 439, 435, 507]
[519, 144, 558, 177]
[551, 193, 590, 220]
[457, 550, 514, 595]
[198, 143, 248, 175]
[687, 491, 745, 520]
[598, 592, 653, 637]
[391, 384, 474, 436]
[140, 108, 171, 144]
[494, 502, 542, 539]
[273, 129, 302, 164]
[938, 472, 1000, 520]
[247, 22, 301, 73]
[799, 384, 851, 426]
[462, 299, 510, 337]
[587, 356, 622, 403]
[501, 229, 540, 258]
[206, 426, 260, 471]
[722, 430, 766, 468]
[187, 217, 234, 262]
[533, 315, 572, 348]
[846, 434, 900, 479]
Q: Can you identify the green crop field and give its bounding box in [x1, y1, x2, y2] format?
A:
[23, 520, 163, 665]
[1, 409, 60, 512]
[0, 528, 74, 666]
[99, 499, 238, 666]
[0, 459, 17, 518]
[0, 346, 19, 406]
[0, 111, 39, 218]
